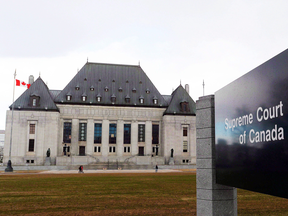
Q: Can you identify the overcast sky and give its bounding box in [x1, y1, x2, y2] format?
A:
[1, 0, 288, 130]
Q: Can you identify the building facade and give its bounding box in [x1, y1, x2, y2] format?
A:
[4, 62, 196, 166]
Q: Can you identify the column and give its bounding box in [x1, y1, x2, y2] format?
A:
[117, 120, 124, 157]
[131, 121, 138, 155]
[196, 95, 237, 216]
[145, 121, 152, 155]
[71, 119, 79, 156]
[102, 120, 109, 157]
[86, 119, 94, 155]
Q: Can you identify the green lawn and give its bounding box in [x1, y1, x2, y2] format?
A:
[0, 172, 287, 215]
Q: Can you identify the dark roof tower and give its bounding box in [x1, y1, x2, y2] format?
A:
[10, 77, 59, 112]
[163, 85, 196, 115]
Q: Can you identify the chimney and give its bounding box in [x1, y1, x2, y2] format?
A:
[29, 75, 34, 84]
[185, 84, 189, 94]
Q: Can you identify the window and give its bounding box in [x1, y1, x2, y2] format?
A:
[79, 123, 87, 141]
[109, 124, 117, 144]
[183, 126, 188, 152]
[82, 96, 87, 101]
[180, 101, 190, 112]
[124, 124, 131, 144]
[183, 127, 188, 136]
[153, 99, 158, 104]
[124, 146, 131, 153]
[183, 141, 188, 152]
[63, 122, 72, 143]
[90, 86, 94, 91]
[30, 124, 35, 134]
[111, 95, 116, 103]
[139, 98, 144, 104]
[118, 87, 123, 92]
[132, 88, 136, 93]
[109, 146, 116, 153]
[138, 124, 145, 142]
[29, 95, 40, 107]
[66, 95, 71, 101]
[125, 96, 130, 103]
[94, 146, 101, 153]
[152, 125, 159, 144]
[146, 89, 150, 94]
[29, 139, 35, 152]
[104, 86, 109, 92]
[94, 123, 102, 143]
[97, 95, 102, 102]
[75, 85, 80, 90]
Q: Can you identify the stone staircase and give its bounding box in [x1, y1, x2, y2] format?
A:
[68, 162, 155, 170]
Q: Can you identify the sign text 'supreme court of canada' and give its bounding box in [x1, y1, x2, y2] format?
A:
[215, 49, 288, 199]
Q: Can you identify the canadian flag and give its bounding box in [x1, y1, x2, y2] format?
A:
[16, 79, 31, 89]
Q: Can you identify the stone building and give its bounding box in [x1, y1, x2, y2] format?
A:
[4, 62, 196, 166]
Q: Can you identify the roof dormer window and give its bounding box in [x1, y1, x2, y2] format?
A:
[180, 101, 190, 112]
[81, 93, 87, 102]
[104, 86, 109, 92]
[125, 95, 130, 103]
[118, 87, 123, 92]
[139, 96, 144, 104]
[75, 85, 80, 90]
[111, 94, 116, 103]
[132, 88, 136, 93]
[90, 86, 94, 91]
[66, 94, 72, 101]
[96, 94, 102, 102]
[146, 89, 150, 94]
[153, 97, 158, 105]
[29, 94, 40, 107]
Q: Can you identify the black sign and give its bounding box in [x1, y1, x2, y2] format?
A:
[215, 49, 288, 198]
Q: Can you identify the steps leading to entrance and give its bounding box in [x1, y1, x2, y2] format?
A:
[68, 163, 155, 170]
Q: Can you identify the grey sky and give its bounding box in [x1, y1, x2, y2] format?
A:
[1, 0, 288, 129]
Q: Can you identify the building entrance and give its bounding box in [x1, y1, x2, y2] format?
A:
[138, 146, 144, 156]
[79, 146, 85, 156]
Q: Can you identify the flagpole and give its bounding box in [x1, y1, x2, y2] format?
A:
[5, 70, 16, 172]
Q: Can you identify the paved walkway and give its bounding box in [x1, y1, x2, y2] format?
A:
[40, 169, 184, 174]
[0, 169, 196, 174]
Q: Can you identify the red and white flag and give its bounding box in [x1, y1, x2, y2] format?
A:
[16, 79, 30, 89]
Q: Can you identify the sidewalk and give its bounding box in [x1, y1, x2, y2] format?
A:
[41, 169, 185, 174]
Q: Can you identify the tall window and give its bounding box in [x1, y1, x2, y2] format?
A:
[152, 125, 159, 144]
[63, 122, 72, 143]
[109, 124, 117, 144]
[30, 124, 35, 134]
[29, 139, 35, 152]
[183, 126, 188, 152]
[124, 124, 131, 144]
[138, 124, 145, 142]
[94, 123, 102, 143]
[79, 123, 87, 141]
[183, 127, 188, 136]
[183, 141, 188, 152]
[32, 99, 37, 106]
